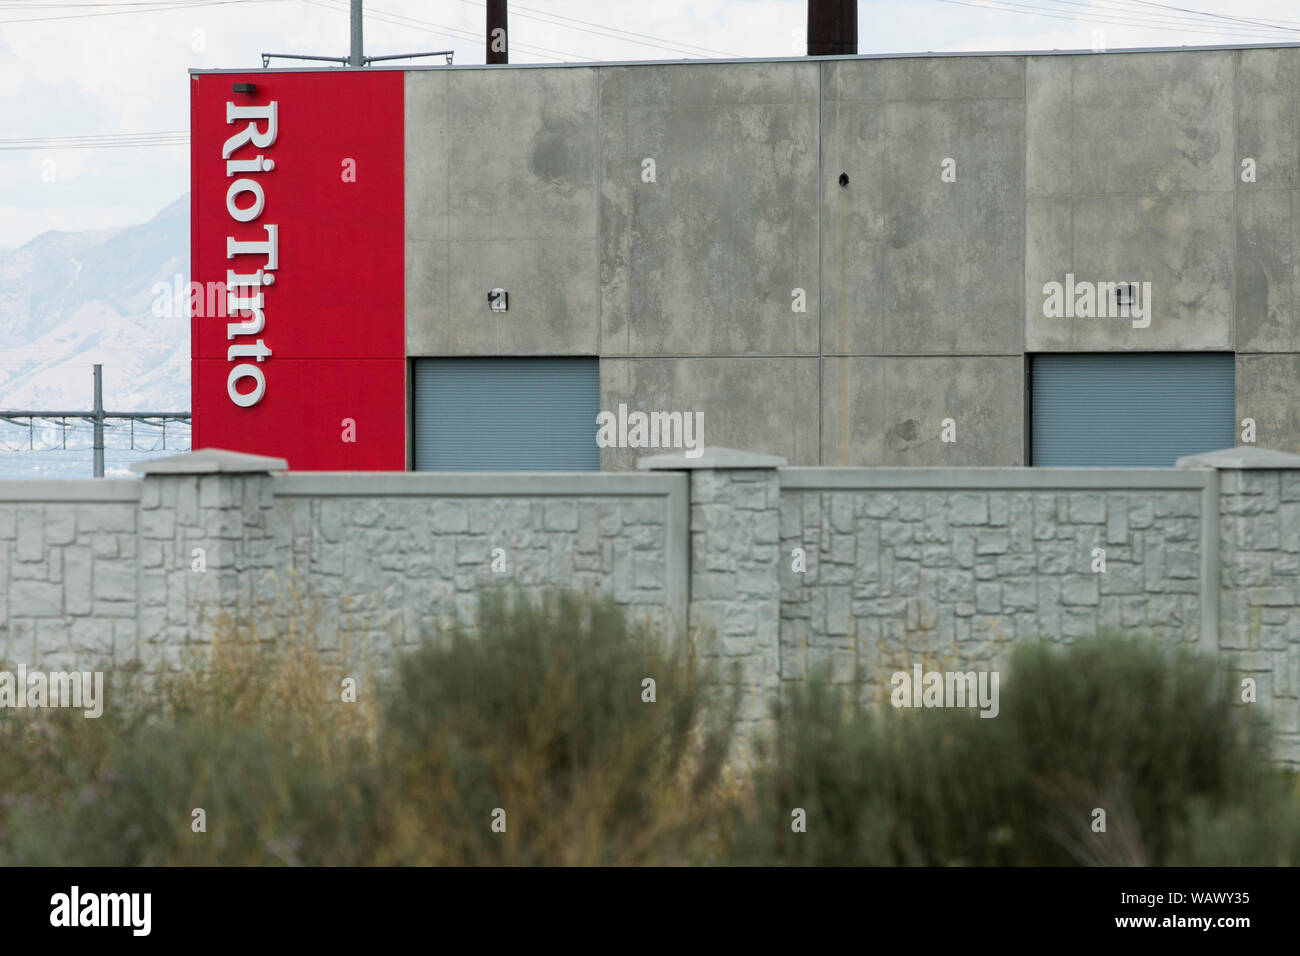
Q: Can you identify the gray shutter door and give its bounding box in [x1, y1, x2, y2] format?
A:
[1032, 354, 1235, 467]
[413, 358, 599, 471]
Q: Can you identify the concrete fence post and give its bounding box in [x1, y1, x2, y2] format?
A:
[130, 448, 287, 673]
[640, 447, 787, 761]
[1178, 446, 1300, 767]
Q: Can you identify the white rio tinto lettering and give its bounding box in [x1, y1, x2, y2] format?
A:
[222, 99, 278, 408]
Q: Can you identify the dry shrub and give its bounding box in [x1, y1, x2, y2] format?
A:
[0, 587, 736, 865]
[732, 635, 1297, 865]
[375, 589, 734, 865]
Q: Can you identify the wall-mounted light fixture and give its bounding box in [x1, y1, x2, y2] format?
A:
[488, 289, 508, 312]
[232, 82, 257, 94]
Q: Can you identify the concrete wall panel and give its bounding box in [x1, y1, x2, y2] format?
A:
[1236, 190, 1296, 352]
[599, 356, 819, 469]
[1027, 193, 1233, 351]
[1237, 354, 1300, 453]
[405, 68, 599, 355]
[1026, 51, 1235, 351]
[820, 61, 887, 355]
[1059, 51, 1234, 196]
[598, 63, 820, 356]
[822, 57, 1024, 356]
[881, 96, 1024, 353]
[1236, 48, 1299, 191]
[822, 355, 1024, 466]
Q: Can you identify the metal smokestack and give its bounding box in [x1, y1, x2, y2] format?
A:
[807, 0, 857, 56]
[487, 0, 508, 64]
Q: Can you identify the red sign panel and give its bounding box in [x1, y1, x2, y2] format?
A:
[191, 70, 405, 470]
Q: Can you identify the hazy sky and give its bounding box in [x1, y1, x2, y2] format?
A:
[2, 0, 1299, 250]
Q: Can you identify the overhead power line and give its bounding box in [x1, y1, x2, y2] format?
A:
[304, 0, 593, 62]
[1048, 0, 1300, 35]
[0, 365, 189, 477]
[933, 0, 1300, 41]
[0, 0, 290, 23]
[0, 130, 188, 150]
[1119, 0, 1300, 32]
[0, 1, 216, 7]
[5, 0, 739, 59]
[449, 0, 741, 59]
[0, 1, 232, 6]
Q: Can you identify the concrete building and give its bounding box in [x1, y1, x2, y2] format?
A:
[191, 42, 1300, 472]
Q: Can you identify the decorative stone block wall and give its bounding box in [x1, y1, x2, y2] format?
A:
[0, 483, 139, 672]
[777, 474, 1209, 694]
[271, 473, 687, 654]
[643, 449, 786, 752]
[3, 444, 1300, 764]
[1205, 449, 1300, 763]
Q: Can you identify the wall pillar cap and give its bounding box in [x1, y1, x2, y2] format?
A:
[1176, 446, 1300, 470]
[637, 446, 788, 470]
[130, 447, 289, 475]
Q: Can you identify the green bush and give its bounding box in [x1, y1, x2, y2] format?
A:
[3, 721, 380, 866]
[1167, 776, 1300, 866]
[5, 615, 1297, 866]
[376, 589, 734, 865]
[0, 623, 380, 866]
[0, 590, 733, 866]
[732, 635, 1297, 865]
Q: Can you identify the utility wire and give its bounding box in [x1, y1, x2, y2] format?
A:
[934, 0, 1297, 40]
[0, 1, 239, 6]
[1044, 0, 1300, 35]
[352, 0, 594, 61]
[0, 0, 290, 23]
[449, 0, 740, 59]
[305, 0, 593, 62]
[0, 131, 188, 150]
[1118, 0, 1300, 32]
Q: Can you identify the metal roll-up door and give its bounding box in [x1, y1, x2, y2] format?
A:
[1031, 353, 1235, 467]
[413, 358, 599, 471]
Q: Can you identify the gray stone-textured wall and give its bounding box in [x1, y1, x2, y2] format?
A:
[779, 482, 1206, 692]
[0, 486, 140, 672]
[0, 465, 687, 677]
[687, 466, 782, 750]
[1217, 466, 1300, 762]
[4, 446, 1300, 764]
[274, 485, 683, 653]
[137, 472, 281, 673]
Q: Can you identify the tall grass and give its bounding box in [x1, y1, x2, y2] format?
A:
[376, 590, 733, 864]
[0, 589, 732, 865]
[2, 601, 1297, 865]
[0, 603, 381, 865]
[731, 635, 1297, 865]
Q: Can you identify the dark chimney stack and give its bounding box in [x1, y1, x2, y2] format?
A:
[807, 0, 857, 57]
[487, 0, 508, 64]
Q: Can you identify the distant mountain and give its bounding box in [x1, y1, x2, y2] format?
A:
[0, 195, 190, 478]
